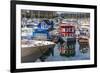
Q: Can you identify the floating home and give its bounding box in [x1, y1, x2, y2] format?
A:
[33, 20, 54, 40]
[59, 21, 76, 57]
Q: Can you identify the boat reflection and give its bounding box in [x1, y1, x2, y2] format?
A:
[60, 38, 76, 57]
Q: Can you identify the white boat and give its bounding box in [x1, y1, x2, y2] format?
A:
[21, 40, 55, 62]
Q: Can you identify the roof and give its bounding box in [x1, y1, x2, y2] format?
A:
[60, 23, 75, 27]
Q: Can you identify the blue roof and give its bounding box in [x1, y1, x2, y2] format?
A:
[37, 20, 54, 30]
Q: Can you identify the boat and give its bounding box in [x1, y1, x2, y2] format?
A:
[78, 26, 90, 53]
[59, 21, 76, 57]
[78, 37, 89, 53]
[21, 40, 55, 63]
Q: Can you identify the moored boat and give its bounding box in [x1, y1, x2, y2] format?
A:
[21, 40, 55, 63]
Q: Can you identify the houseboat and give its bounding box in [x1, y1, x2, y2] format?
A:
[33, 20, 54, 40]
[78, 36, 89, 53]
[59, 22, 75, 37]
[59, 21, 76, 57]
[78, 26, 90, 53]
[21, 27, 33, 40]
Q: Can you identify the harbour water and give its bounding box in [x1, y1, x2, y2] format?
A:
[36, 39, 90, 62]
[21, 10, 90, 63]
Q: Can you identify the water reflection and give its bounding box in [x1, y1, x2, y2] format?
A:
[38, 37, 90, 62]
[39, 46, 54, 62]
[79, 42, 89, 53]
[60, 38, 76, 57]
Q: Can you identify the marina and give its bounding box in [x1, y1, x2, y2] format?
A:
[21, 10, 90, 63]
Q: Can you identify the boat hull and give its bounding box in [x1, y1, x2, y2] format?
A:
[21, 44, 55, 63]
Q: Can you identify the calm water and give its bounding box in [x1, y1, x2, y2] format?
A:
[36, 39, 90, 62]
